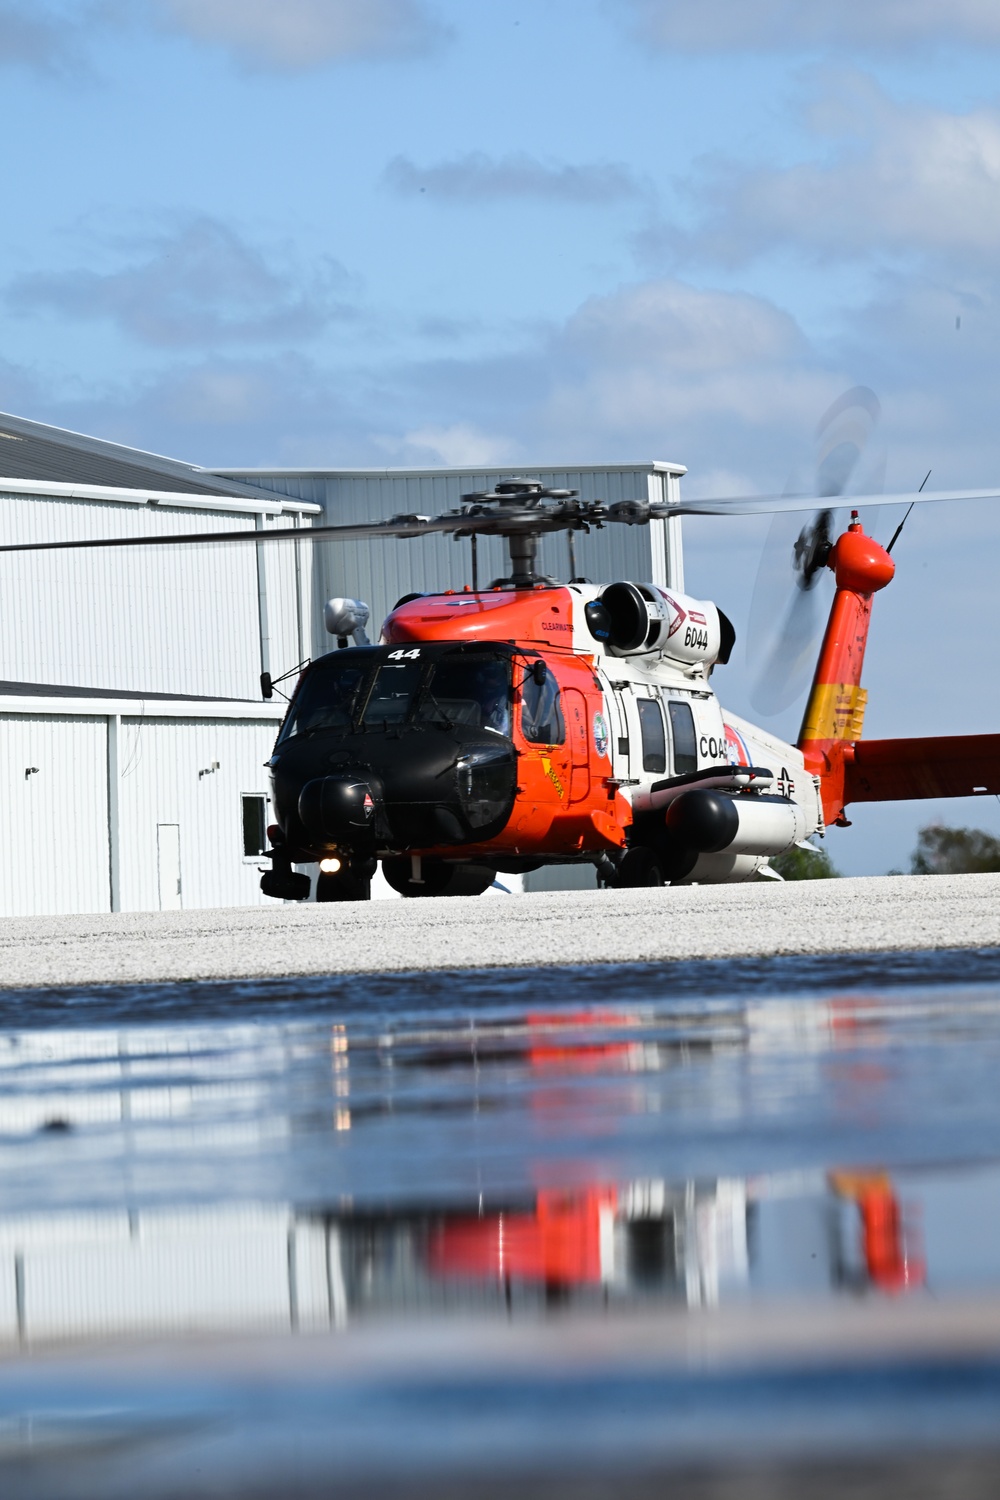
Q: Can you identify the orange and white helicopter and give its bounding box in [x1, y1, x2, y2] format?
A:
[3, 390, 998, 901]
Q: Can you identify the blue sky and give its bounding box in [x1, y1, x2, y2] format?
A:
[3, 0, 1000, 875]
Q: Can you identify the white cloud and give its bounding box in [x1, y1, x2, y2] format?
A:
[561, 278, 804, 375]
[7, 218, 354, 348]
[19, 273, 842, 483]
[534, 278, 844, 477]
[385, 153, 643, 204]
[614, 0, 1000, 52]
[0, 0, 84, 73]
[154, 0, 446, 70]
[388, 423, 515, 467]
[658, 75, 1000, 268]
[381, 276, 847, 488]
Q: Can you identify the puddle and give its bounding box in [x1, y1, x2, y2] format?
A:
[2, 958, 1000, 1494]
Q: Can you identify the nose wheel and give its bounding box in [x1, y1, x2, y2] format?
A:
[315, 858, 374, 902]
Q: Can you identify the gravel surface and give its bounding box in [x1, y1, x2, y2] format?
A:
[0, 873, 997, 988]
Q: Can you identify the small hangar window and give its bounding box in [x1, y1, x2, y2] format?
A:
[242, 795, 268, 858]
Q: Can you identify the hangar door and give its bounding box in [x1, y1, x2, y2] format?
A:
[0, 715, 109, 916]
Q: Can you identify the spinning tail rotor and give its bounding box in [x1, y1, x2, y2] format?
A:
[747, 387, 884, 716]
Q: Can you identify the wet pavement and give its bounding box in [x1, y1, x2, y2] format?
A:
[3, 950, 1000, 1495]
[2, 874, 999, 987]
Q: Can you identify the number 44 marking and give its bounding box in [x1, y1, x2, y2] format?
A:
[388, 648, 421, 660]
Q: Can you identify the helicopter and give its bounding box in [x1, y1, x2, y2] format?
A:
[2, 391, 998, 902]
[253, 480, 886, 901]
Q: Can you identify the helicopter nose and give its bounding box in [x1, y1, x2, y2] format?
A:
[298, 775, 379, 845]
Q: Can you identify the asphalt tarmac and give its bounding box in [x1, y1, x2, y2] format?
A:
[0, 871, 997, 989]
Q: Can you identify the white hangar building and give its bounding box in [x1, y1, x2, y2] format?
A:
[0, 410, 686, 915]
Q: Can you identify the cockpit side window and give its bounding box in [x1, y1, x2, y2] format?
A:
[278, 659, 368, 741]
[521, 665, 566, 745]
[637, 698, 666, 773]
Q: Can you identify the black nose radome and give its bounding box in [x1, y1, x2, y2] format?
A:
[298, 776, 377, 841]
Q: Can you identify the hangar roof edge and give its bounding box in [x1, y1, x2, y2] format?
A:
[0, 680, 284, 719]
[0, 475, 320, 515]
[208, 460, 688, 480]
[0, 410, 289, 504]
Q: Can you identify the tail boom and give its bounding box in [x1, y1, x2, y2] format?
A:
[797, 518, 894, 826]
[844, 734, 1000, 804]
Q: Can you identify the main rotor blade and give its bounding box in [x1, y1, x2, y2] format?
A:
[664, 485, 1000, 518]
[0, 510, 516, 556]
[0, 482, 995, 557]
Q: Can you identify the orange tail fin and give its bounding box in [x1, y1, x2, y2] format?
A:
[797, 513, 894, 826]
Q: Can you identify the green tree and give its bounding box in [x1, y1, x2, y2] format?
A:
[910, 824, 1000, 875]
[770, 844, 840, 880]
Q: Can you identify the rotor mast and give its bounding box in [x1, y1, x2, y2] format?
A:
[459, 479, 578, 589]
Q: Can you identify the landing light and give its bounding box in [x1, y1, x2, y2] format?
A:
[319, 856, 343, 874]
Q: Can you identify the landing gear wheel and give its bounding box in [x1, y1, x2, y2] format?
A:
[381, 858, 496, 898]
[316, 867, 371, 902]
[611, 846, 665, 888]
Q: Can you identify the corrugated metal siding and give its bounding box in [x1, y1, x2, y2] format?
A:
[0, 1204, 333, 1342]
[115, 716, 277, 912]
[19, 1208, 294, 1340]
[230, 468, 677, 655]
[0, 493, 299, 699]
[0, 715, 109, 915]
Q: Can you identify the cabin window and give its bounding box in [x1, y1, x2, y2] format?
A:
[668, 701, 698, 775]
[637, 698, 666, 774]
[521, 666, 565, 744]
[242, 794, 267, 857]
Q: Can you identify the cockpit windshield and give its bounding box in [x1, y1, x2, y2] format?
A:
[277, 655, 368, 741]
[415, 656, 510, 734]
[365, 660, 424, 728]
[277, 649, 512, 742]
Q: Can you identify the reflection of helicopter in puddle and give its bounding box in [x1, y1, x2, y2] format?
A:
[829, 1169, 925, 1295]
[327, 1167, 923, 1318]
[338, 1006, 925, 1313]
[0, 1004, 930, 1348]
